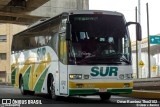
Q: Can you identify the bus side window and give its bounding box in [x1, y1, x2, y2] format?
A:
[38, 36, 46, 46]
[18, 37, 27, 51]
[18, 37, 29, 51]
[11, 38, 17, 53]
[51, 32, 58, 54]
[29, 37, 37, 48]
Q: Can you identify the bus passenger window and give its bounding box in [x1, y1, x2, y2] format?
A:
[51, 32, 58, 54]
[29, 37, 37, 48]
[38, 36, 46, 46]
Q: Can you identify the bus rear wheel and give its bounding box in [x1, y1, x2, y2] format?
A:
[28, 91, 35, 95]
[20, 77, 28, 95]
[99, 93, 111, 101]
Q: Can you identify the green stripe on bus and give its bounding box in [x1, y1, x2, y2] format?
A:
[34, 67, 49, 92]
[69, 88, 132, 96]
[69, 89, 99, 95]
[107, 88, 132, 94]
[23, 66, 31, 90]
[11, 68, 16, 85]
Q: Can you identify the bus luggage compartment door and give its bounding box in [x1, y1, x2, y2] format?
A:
[59, 63, 68, 95]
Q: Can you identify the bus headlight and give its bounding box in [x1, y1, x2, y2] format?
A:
[119, 74, 124, 79]
[69, 74, 82, 79]
[83, 75, 90, 79]
[125, 74, 133, 79]
[119, 73, 133, 79]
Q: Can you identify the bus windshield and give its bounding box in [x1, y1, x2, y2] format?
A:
[68, 14, 131, 65]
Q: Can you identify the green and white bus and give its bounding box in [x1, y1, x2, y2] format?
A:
[11, 10, 141, 100]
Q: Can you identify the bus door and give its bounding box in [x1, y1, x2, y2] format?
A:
[59, 32, 68, 95]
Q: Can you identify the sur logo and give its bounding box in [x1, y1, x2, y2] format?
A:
[37, 48, 46, 56]
[90, 67, 118, 77]
[37, 47, 46, 60]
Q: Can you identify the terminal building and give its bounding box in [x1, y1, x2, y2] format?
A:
[132, 37, 160, 78]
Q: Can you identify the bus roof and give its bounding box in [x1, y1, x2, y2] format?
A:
[68, 10, 124, 16]
[13, 13, 63, 37]
[13, 10, 124, 37]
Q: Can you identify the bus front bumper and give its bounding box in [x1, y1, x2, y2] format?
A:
[68, 81, 133, 96]
[69, 88, 132, 96]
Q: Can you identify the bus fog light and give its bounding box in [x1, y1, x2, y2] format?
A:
[69, 74, 82, 79]
[119, 74, 133, 79]
[130, 74, 132, 79]
[124, 83, 130, 87]
[125, 73, 133, 79]
[69, 75, 74, 79]
[125, 74, 129, 79]
[119, 74, 124, 79]
[84, 75, 89, 79]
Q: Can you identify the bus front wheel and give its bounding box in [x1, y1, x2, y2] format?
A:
[20, 78, 28, 95]
[48, 76, 59, 100]
[99, 93, 111, 101]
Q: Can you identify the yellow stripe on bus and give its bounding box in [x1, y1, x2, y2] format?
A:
[15, 68, 19, 87]
[69, 81, 133, 88]
[20, 57, 34, 75]
[20, 65, 30, 75]
[32, 53, 51, 89]
[29, 63, 35, 90]
[33, 63, 46, 88]
[14, 53, 51, 90]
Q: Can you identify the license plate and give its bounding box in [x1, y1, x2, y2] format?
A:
[99, 88, 107, 92]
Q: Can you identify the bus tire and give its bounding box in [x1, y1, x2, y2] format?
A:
[47, 75, 52, 97]
[28, 91, 35, 95]
[48, 76, 59, 100]
[20, 77, 28, 95]
[99, 93, 111, 101]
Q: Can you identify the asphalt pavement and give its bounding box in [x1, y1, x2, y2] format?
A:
[0, 85, 159, 107]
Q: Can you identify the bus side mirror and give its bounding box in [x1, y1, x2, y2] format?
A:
[126, 22, 142, 41]
[66, 21, 71, 41]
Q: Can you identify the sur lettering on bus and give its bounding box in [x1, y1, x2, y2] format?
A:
[91, 67, 118, 76]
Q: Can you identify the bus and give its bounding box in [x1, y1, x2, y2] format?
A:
[11, 10, 141, 101]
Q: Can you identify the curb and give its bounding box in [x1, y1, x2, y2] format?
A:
[0, 83, 12, 86]
[120, 90, 160, 99]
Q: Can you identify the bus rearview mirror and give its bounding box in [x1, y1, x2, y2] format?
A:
[126, 22, 142, 41]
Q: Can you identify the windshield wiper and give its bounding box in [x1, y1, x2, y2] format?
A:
[119, 56, 131, 64]
[77, 55, 102, 63]
[77, 55, 121, 65]
[104, 53, 131, 64]
[76, 53, 131, 65]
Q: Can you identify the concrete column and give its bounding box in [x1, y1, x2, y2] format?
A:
[30, 0, 89, 17]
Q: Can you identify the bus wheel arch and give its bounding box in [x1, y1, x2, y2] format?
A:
[19, 74, 28, 95]
[47, 73, 53, 95]
[47, 73, 59, 100]
[19, 74, 22, 88]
